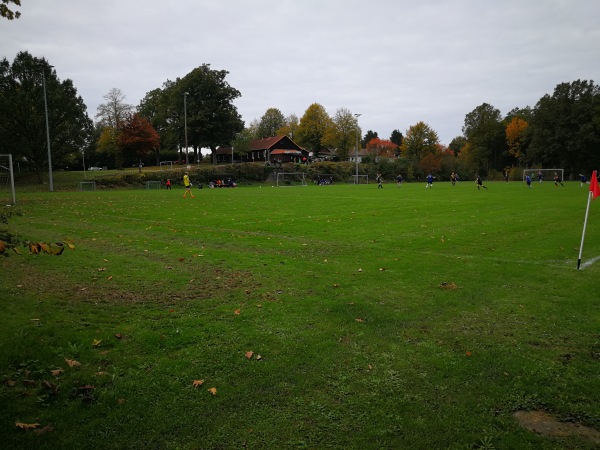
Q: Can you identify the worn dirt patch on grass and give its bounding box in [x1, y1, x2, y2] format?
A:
[514, 410, 600, 444]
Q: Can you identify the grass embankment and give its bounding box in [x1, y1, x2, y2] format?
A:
[1, 179, 599, 449]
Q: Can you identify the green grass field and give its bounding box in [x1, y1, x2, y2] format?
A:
[1, 179, 599, 449]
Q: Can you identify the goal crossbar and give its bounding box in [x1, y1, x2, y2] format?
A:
[523, 168, 563, 182]
[276, 172, 307, 187]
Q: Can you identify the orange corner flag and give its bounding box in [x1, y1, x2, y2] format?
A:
[590, 170, 600, 200]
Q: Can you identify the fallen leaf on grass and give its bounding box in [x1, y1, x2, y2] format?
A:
[66, 242, 75, 250]
[355, 318, 365, 323]
[33, 425, 54, 435]
[4, 380, 16, 387]
[41, 381, 59, 395]
[107, 276, 113, 280]
[208, 387, 217, 395]
[15, 422, 40, 430]
[466, 351, 473, 357]
[95, 372, 109, 376]
[50, 368, 63, 377]
[117, 398, 125, 405]
[245, 351, 254, 359]
[192, 379, 204, 388]
[234, 309, 241, 315]
[439, 282, 459, 289]
[92, 339, 102, 347]
[115, 333, 122, 339]
[65, 359, 81, 367]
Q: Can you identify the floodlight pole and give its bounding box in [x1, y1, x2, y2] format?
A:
[42, 66, 54, 191]
[183, 92, 189, 166]
[354, 113, 361, 184]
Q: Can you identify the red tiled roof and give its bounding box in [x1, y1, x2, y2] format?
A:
[249, 136, 286, 151]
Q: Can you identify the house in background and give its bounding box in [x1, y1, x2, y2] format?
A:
[214, 135, 308, 164]
[348, 147, 368, 164]
[248, 135, 307, 163]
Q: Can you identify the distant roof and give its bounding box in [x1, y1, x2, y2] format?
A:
[249, 135, 305, 152]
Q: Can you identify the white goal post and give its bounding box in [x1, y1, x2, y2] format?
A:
[0, 154, 16, 204]
[523, 168, 564, 182]
[351, 174, 369, 184]
[276, 172, 307, 187]
[159, 161, 173, 171]
[145, 181, 161, 190]
[79, 181, 96, 191]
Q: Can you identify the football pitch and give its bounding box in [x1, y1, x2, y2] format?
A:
[1, 180, 599, 448]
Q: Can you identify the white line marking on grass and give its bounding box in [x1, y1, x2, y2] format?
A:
[580, 255, 600, 270]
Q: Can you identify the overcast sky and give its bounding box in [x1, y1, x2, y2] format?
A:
[2, 0, 599, 146]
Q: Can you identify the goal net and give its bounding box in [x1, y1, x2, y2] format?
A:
[145, 181, 161, 190]
[159, 161, 173, 171]
[350, 174, 369, 184]
[79, 181, 96, 191]
[0, 154, 16, 204]
[276, 172, 307, 187]
[523, 168, 563, 182]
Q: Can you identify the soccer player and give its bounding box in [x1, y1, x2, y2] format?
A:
[554, 172, 564, 187]
[396, 174, 403, 187]
[376, 173, 383, 189]
[538, 171, 544, 183]
[525, 174, 532, 188]
[450, 172, 457, 186]
[183, 172, 195, 198]
[426, 173, 434, 188]
[579, 173, 588, 187]
[475, 174, 487, 190]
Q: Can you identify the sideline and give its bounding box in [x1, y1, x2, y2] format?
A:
[579, 255, 600, 270]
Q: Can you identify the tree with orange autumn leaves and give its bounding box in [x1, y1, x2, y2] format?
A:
[116, 113, 160, 166]
[505, 116, 529, 166]
[365, 137, 396, 159]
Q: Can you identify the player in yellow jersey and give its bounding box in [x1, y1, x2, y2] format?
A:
[183, 172, 195, 198]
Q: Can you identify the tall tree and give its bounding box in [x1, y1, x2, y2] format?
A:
[365, 137, 396, 159]
[96, 88, 134, 128]
[448, 136, 467, 156]
[323, 108, 360, 161]
[505, 117, 529, 166]
[400, 121, 440, 164]
[257, 108, 285, 138]
[277, 114, 299, 139]
[1, 0, 21, 20]
[462, 103, 505, 173]
[296, 103, 332, 153]
[138, 85, 179, 154]
[0, 51, 92, 181]
[390, 129, 403, 154]
[529, 80, 600, 174]
[117, 113, 160, 167]
[362, 130, 378, 148]
[176, 64, 244, 163]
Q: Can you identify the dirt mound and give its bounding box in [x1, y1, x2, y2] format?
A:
[514, 410, 600, 444]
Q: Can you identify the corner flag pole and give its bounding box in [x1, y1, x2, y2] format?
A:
[577, 190, 593, 269]
[577, 170, 599, 269]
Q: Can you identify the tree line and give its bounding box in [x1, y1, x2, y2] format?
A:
[1, 51, 598, 182]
